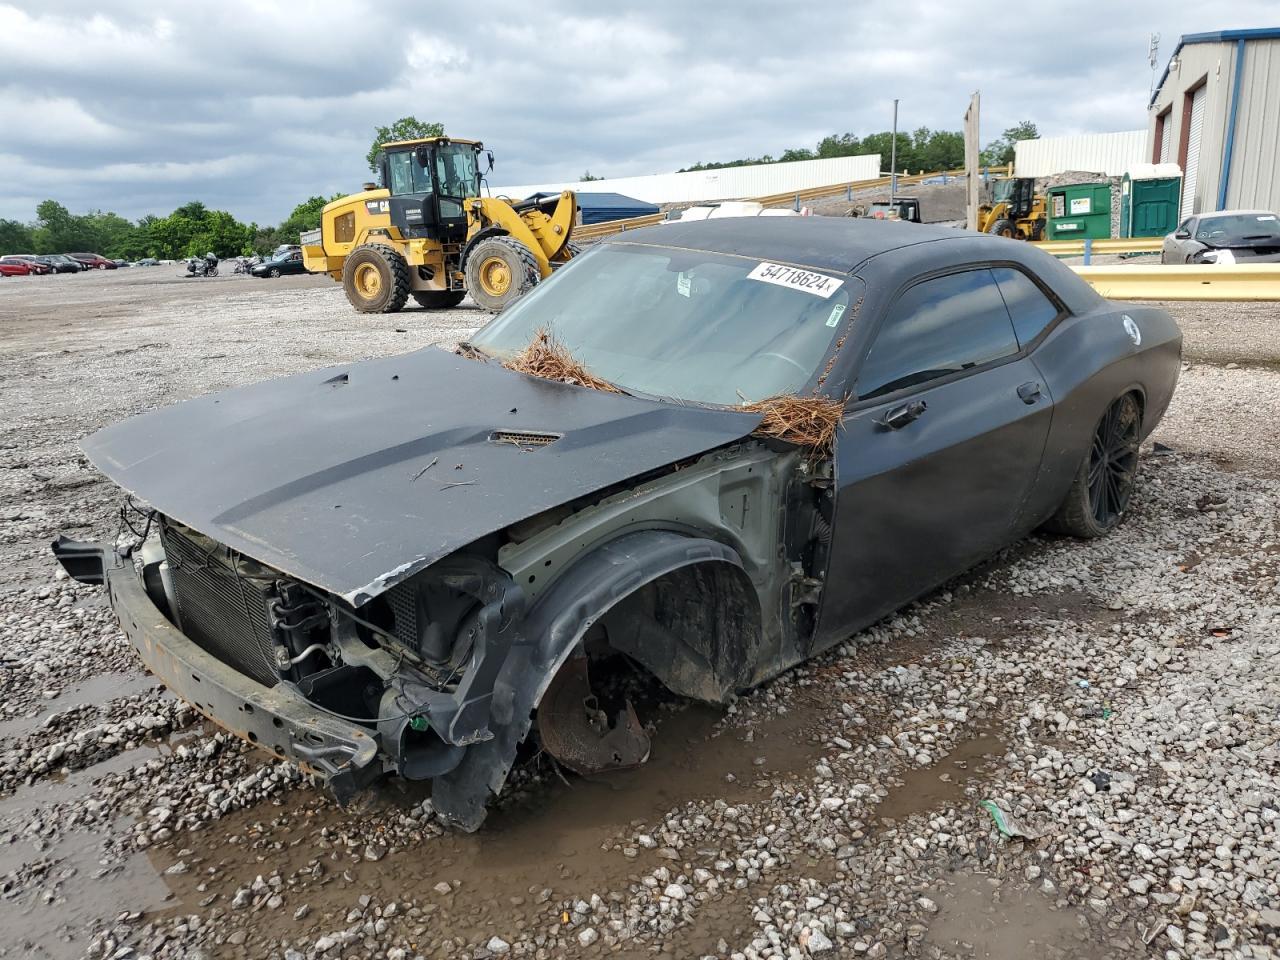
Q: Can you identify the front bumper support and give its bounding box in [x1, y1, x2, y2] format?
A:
[56, 539, 380, 801]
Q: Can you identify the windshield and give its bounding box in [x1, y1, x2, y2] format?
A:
[1196, 213, 1280, 245]
[386, 150, 434, 196]
[469, 244, 856, 406]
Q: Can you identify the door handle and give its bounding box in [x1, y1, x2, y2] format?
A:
[876, 399, 927, 431]
[1017, 381, 1043, 404]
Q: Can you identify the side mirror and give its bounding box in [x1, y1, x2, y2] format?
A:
[484, 150, 495, 173]
[1174, 230, 1190, 239]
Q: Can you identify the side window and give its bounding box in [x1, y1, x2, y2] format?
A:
[387, 153, 414, 196]
[992, 267, 1062, 347]
[856, 269, 1019, 401]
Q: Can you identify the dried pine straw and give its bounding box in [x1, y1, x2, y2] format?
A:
[502, 329, 621, 394]
[502, 329, 845, 451]
[740, 393, 847, 454]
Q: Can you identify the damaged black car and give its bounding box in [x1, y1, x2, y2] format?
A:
[54, 218, 1181, 830]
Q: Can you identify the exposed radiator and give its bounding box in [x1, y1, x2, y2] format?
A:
[160, 522, 280, 687]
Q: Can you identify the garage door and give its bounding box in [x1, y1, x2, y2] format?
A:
[1180, 86, 1206, 219]
[1158, 115, 1172, 164]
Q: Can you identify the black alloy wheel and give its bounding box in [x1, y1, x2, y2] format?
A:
[1087, 395, 1140, 528]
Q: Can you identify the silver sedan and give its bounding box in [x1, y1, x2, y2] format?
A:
[1162, 210, 1280, 264]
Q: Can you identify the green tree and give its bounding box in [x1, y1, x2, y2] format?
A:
[981, 121, 1039, 168]
[367, 117, 445, 172]
[0, 218, 35, 255]
[580, 171, 603, 182]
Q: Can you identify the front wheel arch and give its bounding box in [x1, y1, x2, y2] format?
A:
[430, 529, 762, 830]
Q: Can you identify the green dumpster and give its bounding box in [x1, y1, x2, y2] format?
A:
[1119, 163, 1183, 238]
[1046, 182, 1113, 240]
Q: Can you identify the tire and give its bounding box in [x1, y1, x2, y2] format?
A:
[463, 236, 541, 312]
[1045, 394, 1142, 538]
[342, 243, 410, 313]
[269, 267, 281, 278]
[411, 290, 467, 309]
[986, 218, 1016, 239]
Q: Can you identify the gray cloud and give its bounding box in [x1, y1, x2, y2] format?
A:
[0, 0, 1274, 225]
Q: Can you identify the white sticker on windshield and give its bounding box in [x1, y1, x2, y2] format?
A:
[825, 303, 846, 327]
[747, 262, 843, 299]
[677, 272, 691, 297]
[1258, 215, 1277, 221]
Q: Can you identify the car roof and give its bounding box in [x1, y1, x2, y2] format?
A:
[610, 216, 968, 274]
[1197, 209, 1276, 219]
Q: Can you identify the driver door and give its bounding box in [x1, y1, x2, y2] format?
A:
[814, 266, 1054, 648]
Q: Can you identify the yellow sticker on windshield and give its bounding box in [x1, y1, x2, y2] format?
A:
[747, 262, 843, 299]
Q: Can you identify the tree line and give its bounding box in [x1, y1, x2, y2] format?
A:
[678, 122, 1039, 174]
[0, 195, 341, 261]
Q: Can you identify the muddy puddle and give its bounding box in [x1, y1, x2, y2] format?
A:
[0, 671, 156, 741]
[877, 729, 1007, 824]
[0, 725, 201, 960]
[148, 701, 824, 952]
[926, 871, 1101, 959]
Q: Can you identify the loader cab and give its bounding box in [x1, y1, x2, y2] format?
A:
[993, 177, 1037, 220]
[379, 138, 484, 242]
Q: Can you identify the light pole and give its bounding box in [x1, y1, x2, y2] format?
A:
[890, 99, 899, 201]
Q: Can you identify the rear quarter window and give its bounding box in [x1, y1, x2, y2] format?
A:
[992, 267, 1062, 347]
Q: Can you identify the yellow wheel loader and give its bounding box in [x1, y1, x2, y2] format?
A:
[976, 177, 1047, 241]
[302, 137, 579, 313]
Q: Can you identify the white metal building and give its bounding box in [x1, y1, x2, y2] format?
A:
[1013, 131, 1147, 178]
[1148, 28, 1280, 219]
[493, 153, 881, 205]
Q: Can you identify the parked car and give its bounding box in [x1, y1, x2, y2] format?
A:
[0, 255, 52, 275]
[54, 218, 1181, 830]
[251, 250, 308, 278]
[137, 258, 159, 267]
[667, 200, 805, 222]
[41, 254, 84, 273]
[0, 260, 32, 277]
[66, 252, 117, 270]
[1162, 210, 1280, 264]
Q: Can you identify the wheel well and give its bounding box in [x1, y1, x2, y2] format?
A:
[596, 560, 762, 704]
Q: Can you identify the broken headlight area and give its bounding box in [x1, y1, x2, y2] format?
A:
[134, 517, 523, 787]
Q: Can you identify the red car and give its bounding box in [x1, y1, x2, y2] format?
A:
[0, 260, 32, 277]
[67, 252, 117, 270]
[0, 255, 52, 275]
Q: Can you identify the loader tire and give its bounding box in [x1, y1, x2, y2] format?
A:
[412, 290, 466, 309]
[464, 236, 541, 312]
[986, 218, 1016, 239]
[343, 243, 410, 314]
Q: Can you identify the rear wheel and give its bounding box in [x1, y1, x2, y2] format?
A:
[986, 218, 1015, 239]
[464, 236, 541, 312]
[411, 290, 466, 309]
[1046, 394, 1142, 538]
[342, 243, 410, 313]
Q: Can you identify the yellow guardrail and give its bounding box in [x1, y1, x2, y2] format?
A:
[572, 168, 971, 241]
[1072, 264, 1280, 301]
[1034, 237, 1164, 256]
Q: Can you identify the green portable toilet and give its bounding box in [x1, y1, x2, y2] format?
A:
[1119, 163, 1183, 238]
[1046, 182, 1113, 240]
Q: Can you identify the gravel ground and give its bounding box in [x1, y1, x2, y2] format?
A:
[0, 268, 1277, 960]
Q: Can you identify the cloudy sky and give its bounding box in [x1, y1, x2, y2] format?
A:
[0, 1, 1274, 226]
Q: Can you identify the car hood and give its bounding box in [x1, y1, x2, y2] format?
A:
[82, 347, 761, 605]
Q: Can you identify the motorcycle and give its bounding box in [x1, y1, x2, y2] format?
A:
[181, 255, 219, 278]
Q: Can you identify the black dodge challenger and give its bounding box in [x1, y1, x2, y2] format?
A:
[54, 218, 1181, 829]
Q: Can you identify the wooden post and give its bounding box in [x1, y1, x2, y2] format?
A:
[964, 92, 981, 231]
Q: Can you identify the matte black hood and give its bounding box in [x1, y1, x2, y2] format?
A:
[83, 348, 761, 605]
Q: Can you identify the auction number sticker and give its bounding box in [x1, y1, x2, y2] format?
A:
[747, 262, 843, 299]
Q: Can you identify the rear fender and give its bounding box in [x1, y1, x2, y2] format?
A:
[431, 529, 758, 830]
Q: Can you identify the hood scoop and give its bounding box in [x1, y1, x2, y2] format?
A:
[489, 429, 561, 448]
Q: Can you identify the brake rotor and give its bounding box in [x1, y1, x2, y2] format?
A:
[537, 656, 651, 775]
